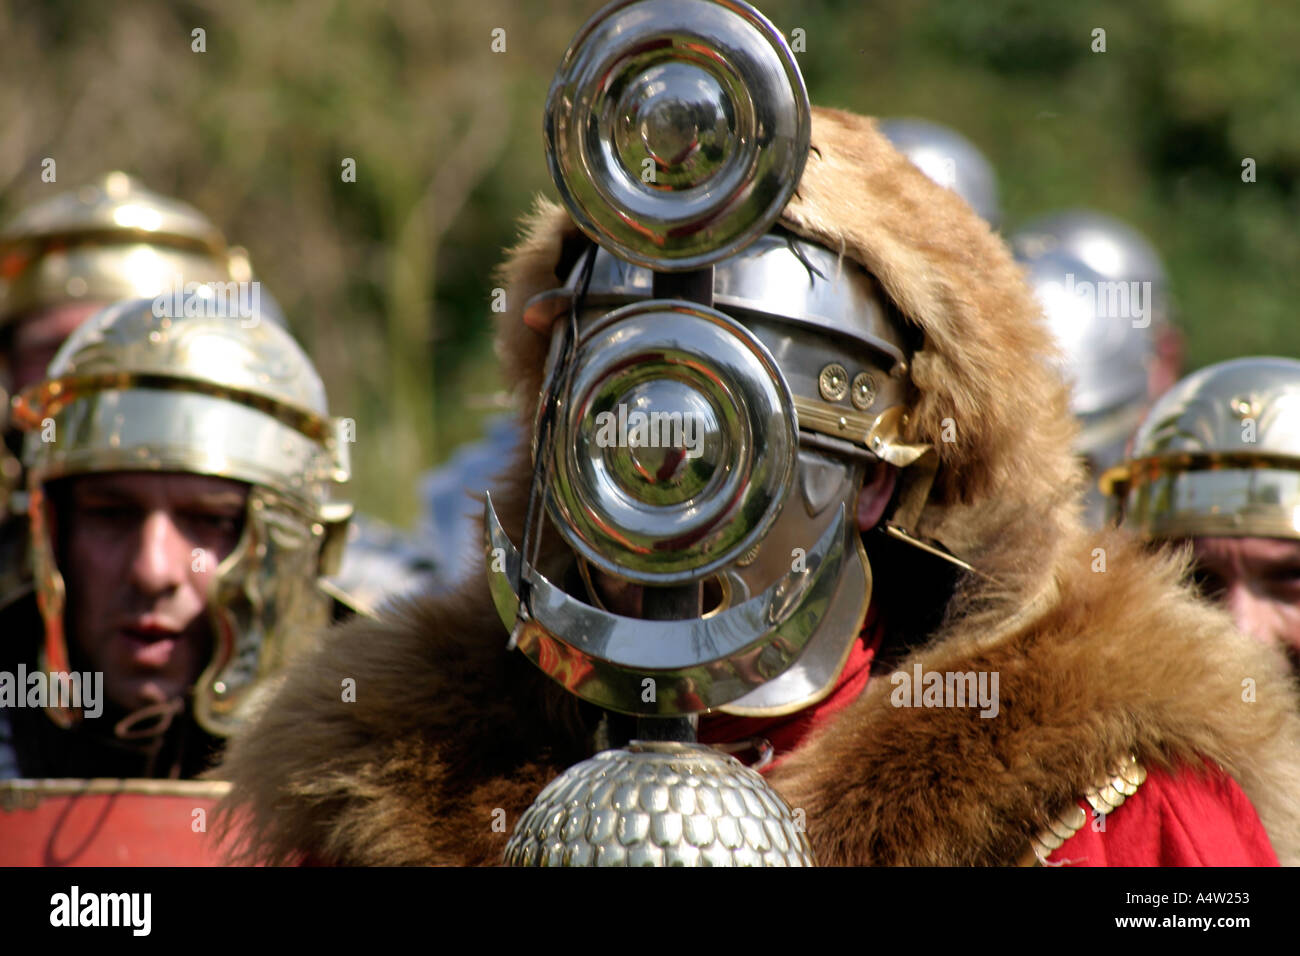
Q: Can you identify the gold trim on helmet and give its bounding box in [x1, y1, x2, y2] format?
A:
[14, 298, 352, 736]
[1103, 357, 1300, 541]
[1102, 453, 1300, 540]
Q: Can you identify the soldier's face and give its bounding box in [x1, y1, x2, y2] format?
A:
[54, 472, 249, 715]
[1192, 536, 1300, 676]
[6, 301, 104, 394]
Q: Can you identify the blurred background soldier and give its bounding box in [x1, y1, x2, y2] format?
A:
[0, 172, 426, 615]
[0, 172, 259, 404]
[1104, 357, 1300, 680]
[878, 117, 1001, 227]
[0, 294, 353, 781]
[1012, 210, 1182, 525]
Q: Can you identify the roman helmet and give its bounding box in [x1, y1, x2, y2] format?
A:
[1016, 249, 1151, 457]
[486, 0, 997, 866]
[0, 172, 284, 518]
[1101, 357, 1300, 541]
[1011, 215, 1171, 524]
[10, 293, 353, 737]
[877, 118, 1001, 227]
[1012, 209, 1171, 330]
[0, 171, 260, 328]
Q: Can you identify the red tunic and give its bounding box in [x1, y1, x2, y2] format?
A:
[698, 604, 883, 766]
[699, 608, 1280, 866]
[1045, 762, 1278, 866]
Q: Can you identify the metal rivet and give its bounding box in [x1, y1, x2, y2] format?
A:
[818, 363, 849, 402]
[850, 372, 876, 410]
[1230, 396, 1257, 419]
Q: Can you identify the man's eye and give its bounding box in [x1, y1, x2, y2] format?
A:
[82, 505, 138, 522]
[1265, 567, 1300, 596]
[183, 512, 243, 535]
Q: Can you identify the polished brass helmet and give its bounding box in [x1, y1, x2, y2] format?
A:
[0, 171, 253, 327]
[12, 295, 352, 736]
[1101, 357, 1300, 539]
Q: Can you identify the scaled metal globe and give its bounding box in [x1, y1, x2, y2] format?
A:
[504, 741, 815, 866]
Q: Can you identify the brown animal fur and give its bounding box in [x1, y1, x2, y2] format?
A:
[214, 108, 1300, 865]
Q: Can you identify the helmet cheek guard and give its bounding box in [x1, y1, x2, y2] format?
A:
[198, 485, 339, 736]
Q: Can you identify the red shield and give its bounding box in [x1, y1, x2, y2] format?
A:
[0, 779, 239, 866]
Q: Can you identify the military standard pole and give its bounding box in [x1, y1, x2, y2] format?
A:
[633, 266, 717, 744]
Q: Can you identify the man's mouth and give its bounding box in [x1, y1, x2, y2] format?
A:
[118, 621, 184, 667]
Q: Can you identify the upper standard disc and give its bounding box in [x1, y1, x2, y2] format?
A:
[544, 0, 810, 271]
